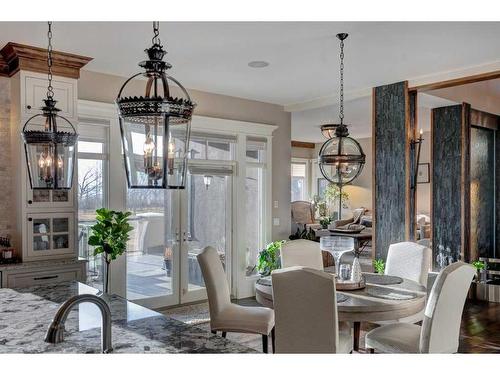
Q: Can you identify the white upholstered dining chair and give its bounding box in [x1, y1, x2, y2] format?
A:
[280, 239, 324, 270]
[365, 261, 475, 353]
[197, 246, 275, 353]
[385, 241, 432, 286]
[271, 266, 353, 353]
[374, 241, 432, 324]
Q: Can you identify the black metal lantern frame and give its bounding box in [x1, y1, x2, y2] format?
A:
[22, 22, 78, 190]
[116, 22, 196, 189]
[318, 33, 366, 218]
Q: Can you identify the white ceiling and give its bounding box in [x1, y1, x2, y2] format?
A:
[291, 93, 457, 142]
[1, 22, 500, 107]
[0, 22, 499, 142]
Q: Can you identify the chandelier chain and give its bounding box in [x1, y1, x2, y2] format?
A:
[46, 21, 54, 100]
[152, 21, 161, 46]
[339, 38, 344, 124]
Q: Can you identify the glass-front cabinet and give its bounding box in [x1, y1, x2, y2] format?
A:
[26, 212, 75, 260]
[26, 188, 74, 209]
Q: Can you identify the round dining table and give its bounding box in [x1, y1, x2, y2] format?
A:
[255, 268, 427, 351]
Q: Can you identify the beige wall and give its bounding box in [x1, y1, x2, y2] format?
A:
[291, 146, 315, 159]
[78, 70, 292, 240]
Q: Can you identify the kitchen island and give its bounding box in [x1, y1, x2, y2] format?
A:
[0, 281, 255, 353]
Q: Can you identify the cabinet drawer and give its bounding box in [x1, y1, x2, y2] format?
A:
[6, 267, 81, 289]
[22, 72, 76, 124]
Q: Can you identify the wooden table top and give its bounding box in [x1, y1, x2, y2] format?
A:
[256, 270, 427, 323]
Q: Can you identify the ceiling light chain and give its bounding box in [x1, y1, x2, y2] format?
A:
[46, 21, 54, 100]
[339, 35, 344, 124]
[152, 21, 161, 46]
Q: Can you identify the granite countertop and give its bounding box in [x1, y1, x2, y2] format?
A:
[0, 281, 255, 353]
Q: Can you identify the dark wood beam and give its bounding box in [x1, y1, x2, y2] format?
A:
[0, 42, 92, 79]
[291, 141, 316, 149]
[409, 70, 500, 93]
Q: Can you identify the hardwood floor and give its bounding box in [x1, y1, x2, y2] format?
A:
[458, 300, 500, 353]
[236, 298, 500, 353]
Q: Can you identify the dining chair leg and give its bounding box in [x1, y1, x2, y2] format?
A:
[222, 332, 227, 338]
[211, 330, 217, 335]
[262, 334, 268, 353]
[271, 327, 275, 353]
[353, 322, 361, 352]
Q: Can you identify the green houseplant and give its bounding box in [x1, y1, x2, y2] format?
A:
[256, 240, 284, 276]
[88, 208, 134, 293]
[472, 260, 486, 282]
[373, 258, 385, 274]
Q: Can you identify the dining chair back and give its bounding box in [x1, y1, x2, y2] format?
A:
[420, 261, 475, 353]
[385, 241, 432, 286]
[280, 239, 324, 270]
[272, 266, 350, 353]
[197, 246, 231, 319]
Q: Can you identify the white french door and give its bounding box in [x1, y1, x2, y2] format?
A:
[178, 163, 233, 304]
[126, 162, 233, 308]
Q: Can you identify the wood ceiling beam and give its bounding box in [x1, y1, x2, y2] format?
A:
[291, 141, 316, 149]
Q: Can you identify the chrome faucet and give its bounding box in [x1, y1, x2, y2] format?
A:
[45, 294, 112, 353]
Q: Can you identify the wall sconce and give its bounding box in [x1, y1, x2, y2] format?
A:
[203, 175, 213, 190]
[411, 129, 424, 190]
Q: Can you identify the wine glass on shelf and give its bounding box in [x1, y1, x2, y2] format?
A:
[320, 236, 354, 276]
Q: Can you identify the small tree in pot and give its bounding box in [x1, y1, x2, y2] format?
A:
[88, 208, 134, 294]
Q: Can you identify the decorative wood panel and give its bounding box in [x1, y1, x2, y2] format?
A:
[409, 91, 417, 240]
[0, 43, 92, 79]
[372, 81, 410, 260]
[431, 104, 470, 268]
[470, 126, 495, 259]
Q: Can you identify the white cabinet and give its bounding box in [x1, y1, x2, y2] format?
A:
[25, 212, 75, 261]
[22, 72, 77, 125]
[1, 261, 86, 289]
[9, 69, 79, 263]
[26, 187, 74, 210]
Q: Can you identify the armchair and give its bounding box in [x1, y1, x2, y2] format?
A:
[291, 201, 322, 234]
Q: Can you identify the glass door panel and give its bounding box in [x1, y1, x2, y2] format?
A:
[126, 189, 180, 308]
[180, 170, 232, 303]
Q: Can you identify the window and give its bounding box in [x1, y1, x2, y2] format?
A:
[291, 161, 308, 201]
[245, 137, 267, 276]
[77, 123, 109, 291]
[188, 132, 236, 161]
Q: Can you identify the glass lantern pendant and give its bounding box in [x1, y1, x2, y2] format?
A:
[116, 21, 196, 189]
[22, 22, 78, 190]
[318, 33, 365, 186]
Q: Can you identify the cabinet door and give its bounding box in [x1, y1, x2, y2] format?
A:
[22, 72, 76, 124]
[26, 212, 75, 260]
[26, 187, 75, 210]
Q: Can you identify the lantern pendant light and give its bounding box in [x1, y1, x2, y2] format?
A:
[318, 33, 366, 186]
[22, 22, 78, 190]
[116, 21, 196, 189]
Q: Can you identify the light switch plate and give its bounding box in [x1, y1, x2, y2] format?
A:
[273, 200, 279, 208]
[273, 218, 280, 226]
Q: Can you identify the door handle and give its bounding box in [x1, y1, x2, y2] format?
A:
[183, 232, 192, 242]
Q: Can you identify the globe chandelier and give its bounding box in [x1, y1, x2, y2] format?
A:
[318, 33, 366, 218]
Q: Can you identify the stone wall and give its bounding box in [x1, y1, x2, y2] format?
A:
[0, 77, 13, 241]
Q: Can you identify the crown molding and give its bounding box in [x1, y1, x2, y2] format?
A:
[0, 42, 92, 79]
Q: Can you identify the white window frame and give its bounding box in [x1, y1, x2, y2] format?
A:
[77, 100, 276, 301]
[291, 157, 311, 201]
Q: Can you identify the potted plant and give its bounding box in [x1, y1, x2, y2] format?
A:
[320, 217, 331, 229]
[88, 208, 134, 294]
[256, 240, 284, 276]
[373, 258, 385, 274]
[324, 184, 350, 219]
[472, 260, 487, 283]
